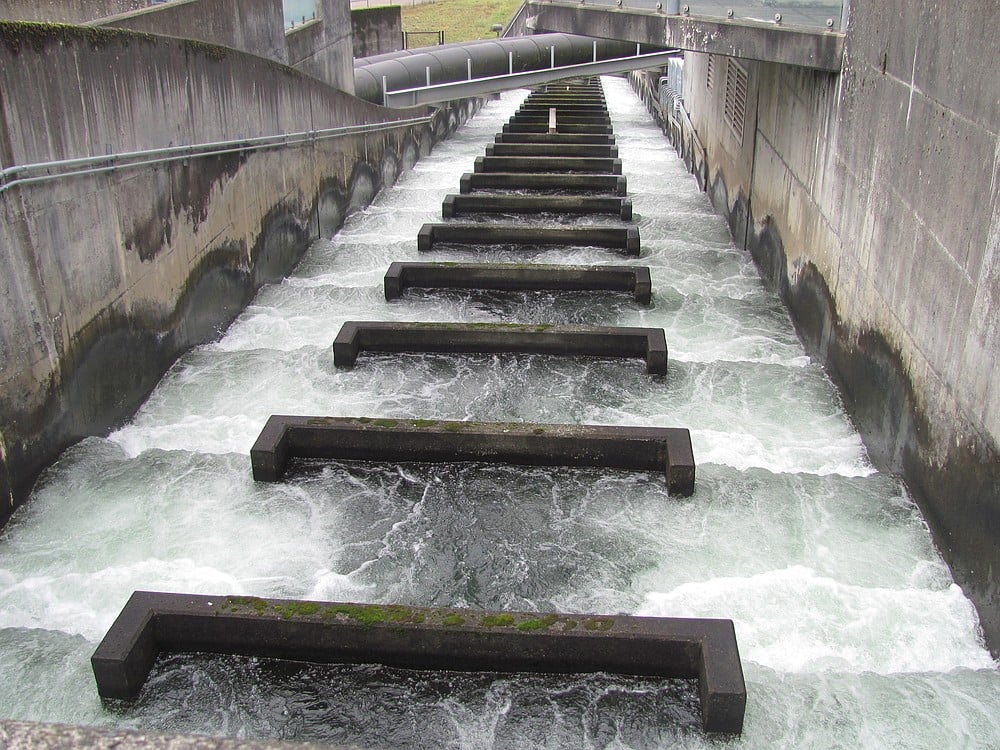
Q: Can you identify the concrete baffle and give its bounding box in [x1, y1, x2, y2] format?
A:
[416, 223, 639, 254]
[248, 416, 695, 494]
[92, 591, 745, 733]
[332, 321, 667, 373]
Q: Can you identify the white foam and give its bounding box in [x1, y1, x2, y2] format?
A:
[692, 428, 875, 477]
[638, 566, 996, 674]
[0, 558, 244, 642]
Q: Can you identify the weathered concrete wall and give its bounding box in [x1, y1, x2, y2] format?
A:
[97, 0, 288, 65]
[287, 0, 355, 93]
[643, 0, 1000, 652]
[0, 0, 145, 23]
[0, 21, 478, 527]
[351, 6, 402, 59]
[2, 0, 355, 94]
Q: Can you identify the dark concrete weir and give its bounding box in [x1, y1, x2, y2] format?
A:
[442, 194, 632, 219]
[248, 416, 694, 494]
[91, 590, 744, 733]
[460, 173, 628, 195]
[474, 155, 623, 174]
[383, 262, 651, 303]
[417, 223, 640, 255]
[511, 114, 611, 125]
[519, 104, 609, 114]
[485, 143, 619, 158]
[503, 122, 613, 135]
[495, 133, 616, 145]
[332, 321, 667, 374]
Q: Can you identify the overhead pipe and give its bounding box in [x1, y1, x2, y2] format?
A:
[354, 33, 655, 104]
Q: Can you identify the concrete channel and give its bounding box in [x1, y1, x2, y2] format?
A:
[95, 78, 745, 736]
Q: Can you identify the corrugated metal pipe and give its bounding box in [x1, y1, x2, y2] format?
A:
[354, 33, 641, 104]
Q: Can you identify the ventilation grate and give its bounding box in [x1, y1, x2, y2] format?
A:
[724, 59, 748, 144]
[706, 54, 714, 90]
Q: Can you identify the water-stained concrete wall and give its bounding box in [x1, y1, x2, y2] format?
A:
[97, 0, 289, 66]
[352, 6, 402, 59]
[0, 0, 146, 23]
[640, 0, 1000, 651]
[287, 0, 355, 93]
[0, 0, 355, 94]
[0, 21, 477, 527]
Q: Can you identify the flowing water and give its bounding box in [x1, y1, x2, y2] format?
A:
[1, 78, 999, 748]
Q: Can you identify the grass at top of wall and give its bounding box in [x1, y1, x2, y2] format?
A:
[400, 0, 523, 45]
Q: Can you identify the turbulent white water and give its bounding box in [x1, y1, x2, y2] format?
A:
[1, 78, 998, 748]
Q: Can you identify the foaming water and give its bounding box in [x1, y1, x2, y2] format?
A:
[0, 78, 997, 747]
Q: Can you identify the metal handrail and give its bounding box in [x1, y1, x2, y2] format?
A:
[0, 115, 432, 195]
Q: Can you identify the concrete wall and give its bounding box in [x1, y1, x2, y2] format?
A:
[1, 0, 354, 93]
[287, 0, 355, 93]
[0, 21, 479, 527]
[97, 0, 288, 66]
[0, 0, 146, 23]
[351, 6, 402, 59]
[637, 0, 1000, 652]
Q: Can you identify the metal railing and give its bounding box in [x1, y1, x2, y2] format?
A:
[0, 116, 433, 195]
[545, 0, 846, 32]
[403, 30, 445, 49]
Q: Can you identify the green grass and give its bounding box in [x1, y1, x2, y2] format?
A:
[401, 0, 523, 45]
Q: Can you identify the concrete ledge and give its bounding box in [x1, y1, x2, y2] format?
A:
[485, 143, 619, 158]
[417, 222, 640, 254]
[248, 415, 694, 493]
[459, 173, 628, 195]
[528, 91, 605, 98]
[474, 155, 622, 174]
[92, 591, 743, 733]
[503, 122, 614, 135]
[495, 133, 616, 145]
[511, 113, 611, 125]
[384, 262, 651, 302]
[442, 194, 631, 219]
[332, 321, 667, 373]
[519, 104, 609, 114]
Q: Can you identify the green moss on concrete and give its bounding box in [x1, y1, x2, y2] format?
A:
[479, 613, 515, 627]
[224, 596, 269, 614]
[582, 617, 614, 632]
[442, 613, 466, 626]
[516, 614, 560, 631]
[274, 601, 321, 619]
[409, 322, 553, 332]
[319, 603, 425, 627]
[0, 21, 155, 55]
[372, 418, 399, 428]
[181, 37, 230, 62]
